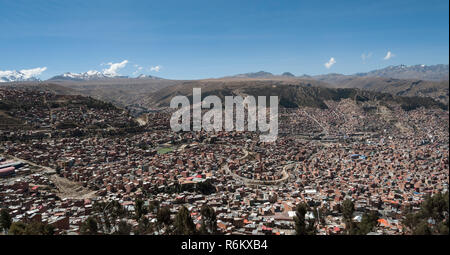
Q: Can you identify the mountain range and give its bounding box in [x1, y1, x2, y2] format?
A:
[0, 70, 164, 82]
[219, 65, 449, 104]
[355, 64, 449, 81]
[1, 64, 448, 82]
[1, 64, 448, 110]
[47, 72, 164, 81]
[48, 71, 124, 81]
[225, 64, 449, 81]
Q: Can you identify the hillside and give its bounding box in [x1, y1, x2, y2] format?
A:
[1, 78, 183, 110]
[144, 79, 446, 111]
[219, 65, 449, 105]
[0, 87, 138, 133]
[312, 76, 449, 104]
[52, 78, 183, 107]
[0, 82, 79, 95]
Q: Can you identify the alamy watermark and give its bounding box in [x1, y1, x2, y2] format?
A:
[169, 88, 278, 142]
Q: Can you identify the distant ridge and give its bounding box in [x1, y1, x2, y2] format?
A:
[314, 64, 449, 83]
[224, 71, 297, 79]
[48, 71, 129, 81]
[222, 64, 448, 82]
[355, 64, 449, 81]
[303, 64, 448, 104]
[48, 72, 165, 81]
[228, 71, 275, 79]
[136, 74, 164, 80]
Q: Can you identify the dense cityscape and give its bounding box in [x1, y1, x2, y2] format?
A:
[1, 87, 448, 235]
[1, 0, 449, 241]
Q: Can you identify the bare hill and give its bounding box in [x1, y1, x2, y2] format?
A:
[144, 79, 446, 111]
[312, 76, 449, 104]
[1, 78, 183, 109]
[47, 78, 182, 106]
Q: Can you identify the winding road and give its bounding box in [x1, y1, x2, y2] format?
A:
[221, 148, 296, 187]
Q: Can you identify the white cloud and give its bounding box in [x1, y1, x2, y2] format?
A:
[361, 52, 373, 63]
[324, 57, 336, 69]
[102, 60, 128, 76]
[383, 51, 394, 60]
[133, 65, 144, 75]
[150, 65, 161, 72]
[0, 70, 14, 77]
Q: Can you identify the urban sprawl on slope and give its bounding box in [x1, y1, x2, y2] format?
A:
[0, 88, 448, 235]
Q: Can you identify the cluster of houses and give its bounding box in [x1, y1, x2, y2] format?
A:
[0, 88, 448, 235]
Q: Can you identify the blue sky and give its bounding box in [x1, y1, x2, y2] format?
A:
[0, 0, 448, 80]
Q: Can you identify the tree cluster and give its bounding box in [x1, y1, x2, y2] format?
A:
[403, 192, 449, 235]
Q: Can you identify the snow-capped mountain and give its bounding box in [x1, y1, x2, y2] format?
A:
[49, 71, 128, 81]
[0, 70, 41, 82]
[48, 72, 164, 81]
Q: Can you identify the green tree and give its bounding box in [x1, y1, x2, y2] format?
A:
[342, 199, 355, 222]
[403, 192, 449, 235]
[420, 192, 448, 223]
[80, 217, 99, 235]
[93, 200, 127, 234]
[293, 203, 316, 235]
[356, 211, 379, 235]
[135, 216, 154, 235]
[157, 206, 172, 232]
[149, 200, 160, 214]
[294, 203, 307, 235]
[0, 209, 12, 233]
[8, 222, 27, 235]
[24, 222, 55, 235]
[341, 199, 355, 234]
[134, 199, 148, 220]
[414, 221, 432, 235]
[200, 205, 217, 234]
[312, 206, 326, 226]
[174, 206, 196, 235]
[404, 213, 421, 232]
[7, 221, 54, 235]
[115, 221, 132, 235]
[196, 180, 216, 195]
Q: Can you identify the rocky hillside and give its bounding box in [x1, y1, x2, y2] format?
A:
[144, 79, 446, 111]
